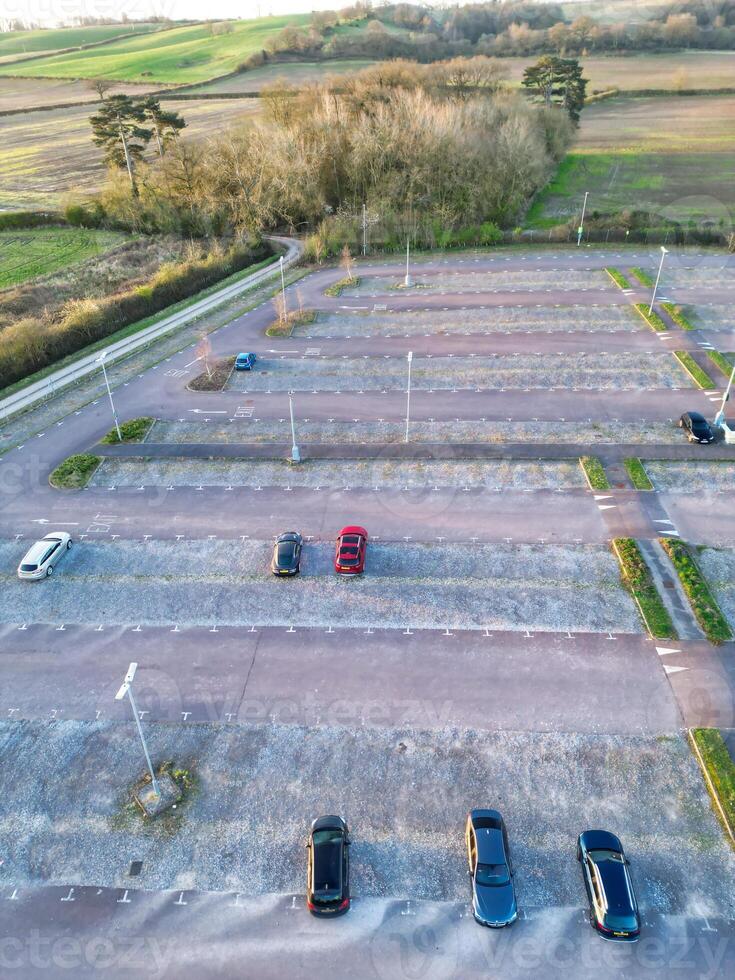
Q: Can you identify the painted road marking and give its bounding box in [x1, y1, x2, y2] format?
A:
[656, 647, 681, 656]
[664, 664, 689, 675]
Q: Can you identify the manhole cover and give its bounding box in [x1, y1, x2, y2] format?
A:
[663, 579, 675, 589]
[128, 860, 143, 877]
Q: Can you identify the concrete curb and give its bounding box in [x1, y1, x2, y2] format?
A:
[0, 236, 302, 425]
[688, 730, 735, 847]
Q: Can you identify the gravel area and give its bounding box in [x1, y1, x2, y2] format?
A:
[150, 418, 679, 445]
[299, 305, 643, 337]
[644, 459, 735, 492]
[0, 539, 639, 633]
[697, 547, 735, 631]
[694, 305, 735, 332]
[227, 353, 687, 392]
[89, 458, 585, 489]
[1, 720, 733, 915]
[340, 269, 609, 297]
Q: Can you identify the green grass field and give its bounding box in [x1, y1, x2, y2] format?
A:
[0, 227, 127, 289]
[527, 94, 735, 227]
[3, 15, 313, 84]
[0, 23, 162, 64]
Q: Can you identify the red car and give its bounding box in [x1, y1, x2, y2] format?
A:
[334, 526, 368, 574]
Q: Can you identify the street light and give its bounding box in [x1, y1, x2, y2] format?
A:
[289, 394, 300, 463]
[714, 360, 735, 428]
[97, 351, 121, 442]
[405, 351, 413, 443]
[115, 662, 160, 798]
[404, 238, 412, 288]
[577, 191, 589, 247]
[648, 245, 669, 315]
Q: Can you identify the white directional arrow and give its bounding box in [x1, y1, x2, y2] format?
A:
[266, 349, 299, 354]
[664, 664, 689, 675]
[594, 494, 613, 501]
[598, 504, 617, 511]
[29, 518, 50, 524]
[656, 647, 681, 656]
[30, 519, 79, 525]
[188, 409, 228, 414]
[653, 519, 674, 524]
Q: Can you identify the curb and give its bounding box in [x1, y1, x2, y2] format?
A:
[688, 729, 735, 847]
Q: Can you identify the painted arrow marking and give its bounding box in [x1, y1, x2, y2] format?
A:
[598, 504, 617, 511]
[656, 647, 681, 656]
[664, 664, 689, 675]
[188, 409, 228, 414]
[594, 495, 613, 501]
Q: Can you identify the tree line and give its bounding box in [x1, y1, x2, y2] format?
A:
[87, 56, 578, 245]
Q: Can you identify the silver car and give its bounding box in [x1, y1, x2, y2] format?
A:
[17, 532, 72, 580]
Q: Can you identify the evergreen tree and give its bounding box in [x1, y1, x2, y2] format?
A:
[141, 97, 186, 158]
[89, 95, 151, 195]
[521, 56, 588, 124]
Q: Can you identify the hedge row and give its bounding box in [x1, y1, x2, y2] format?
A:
[0, 240, 270, 390]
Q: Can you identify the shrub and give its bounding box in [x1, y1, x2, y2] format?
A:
[101, 417, 154, 444]
[660, 539, 732, 645]
[49, 454, 101, 489]
[0, 211, 60, 231]
[612, 538, 677, 639]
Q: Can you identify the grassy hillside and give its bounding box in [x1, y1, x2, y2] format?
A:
[3, 16, 312, 84]
[0, 227, 126, 289]
[0, 23, 162, 64]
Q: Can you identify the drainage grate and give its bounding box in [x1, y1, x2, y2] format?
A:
[128, 861, 143, 877]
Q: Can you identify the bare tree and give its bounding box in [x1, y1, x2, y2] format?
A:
[340, 244, 355, 282]
[89, 78, 114, 102]
[196, 333, 212, 378]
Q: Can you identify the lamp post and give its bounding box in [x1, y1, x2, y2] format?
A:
[405, 351, 413, 443]
[714, 361, 735, 428]
[577, 191, 589, 247]
[404, 238, 412, 288]
[97, 351, 121, 442]
[648, 245, 668, 315]
[115, 663, 160, 798]
[289, 394, 300, 463]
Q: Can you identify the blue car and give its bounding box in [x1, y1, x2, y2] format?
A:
[235, 352, 257, 371]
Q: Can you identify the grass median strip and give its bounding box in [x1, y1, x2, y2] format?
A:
[605, 267, 631, 289]
[188, 356, 235, 391]
[49, 453, 101, 489]
[325, 276, 359, 297]
[660, 539, 733, 644]
[674, 350, 716, 389]
[101, 417, 153, 444]
[612, 537, 677, 639]
[265, 310, 316, 337]
[707, 350, 734, 378]
[690, 729, 735, 843]
[631, 267, 654, 287]
[661, 302, 695, 331]
[579, 455, 610, 490]
[633, 303, 667, 332]
[624, 457, 653, 490]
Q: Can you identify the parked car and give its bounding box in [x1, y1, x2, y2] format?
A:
[679, 411, 714, 443]
[235, 352, 257, 371]
[577, 830, 640, 942]
[17, 532, 72, 581]
[271, 531, 303, 576]
[306, 815, 350, 916]
[465, 809, 517, 927]
[334, 526, 368, 575]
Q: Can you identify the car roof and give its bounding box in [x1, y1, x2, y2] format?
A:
[475, 826, 506, 864]
[595, 856, 634, 913]
[23, 541, 54, 562]
[688, 411, 706, 423]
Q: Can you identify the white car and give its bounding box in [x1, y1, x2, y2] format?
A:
[17, 532, 72, 580]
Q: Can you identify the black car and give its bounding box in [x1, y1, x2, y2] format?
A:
[578, 830, 640, 942]
[271, 531, 303, 575]
[679, 411, 714, 444]
[306, 815, 350, 916]
[465, 809, 517, 927]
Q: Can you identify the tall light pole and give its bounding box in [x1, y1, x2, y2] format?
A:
[289, 394, 300, 463]
[405, 351, 413, 443]
[648, 245, 669, 315]
[404, 238, 412, 288]
[577, 191, 589, 247]
[115, 663, 160, 798]
[97, 351, 121, 441]
[362, 203, 367, 256]
[279, 255, 287, 320]
[714, 360, 735, 428]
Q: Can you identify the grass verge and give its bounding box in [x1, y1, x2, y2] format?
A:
[188, 356, 235, 392]
[579, 455, 610, 490]
[49, 453, 101, 489]
[605, 267, 631, 289]
[661, 302, 695, 330]
[707, 350, 734, 378]
[611, 537, 677, 639]
[689, 729, 735, 844]
[325, 276, 360, 297]
[624, 457, 653, 490]
[633, 303, 667, 332]
[660, 538, 733, 644]
[265, 309, 316, 337]
[631, 267, 654, 287]
[674, 350, 716, 389]
[101, 417, 153, 444]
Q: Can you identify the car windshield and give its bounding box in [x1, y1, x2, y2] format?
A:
[604, 912, 638, 932]
[342, 536, 360, 544]
[692, 420, 709, 431]
[20, 563, 38, 572]
[589, 849, 624, 864]
[339, 555, 359, 566]
[476, 862, 510, 886]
